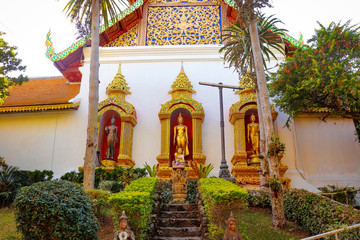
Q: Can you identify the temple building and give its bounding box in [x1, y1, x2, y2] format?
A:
[0, 0, 359, 192]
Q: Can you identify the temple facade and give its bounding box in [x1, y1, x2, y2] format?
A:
[0, 0, 359, 191]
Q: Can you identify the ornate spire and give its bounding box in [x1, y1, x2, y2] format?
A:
[169, 62, 196, 95]
[106, 64, 131, 96]
[235, 71, 256, 95]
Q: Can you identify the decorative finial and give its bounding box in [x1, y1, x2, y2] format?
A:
[169, 62, 195, 94]
[119, 210, 128, 220]
[106, 64, 131, 95]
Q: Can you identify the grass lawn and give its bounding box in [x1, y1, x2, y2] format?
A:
[239, 207, 309, 240]
[0, 208, 21, 240]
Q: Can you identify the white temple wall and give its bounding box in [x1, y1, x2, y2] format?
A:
[291, 116, 360, 187]
[0, 108, 87, 177]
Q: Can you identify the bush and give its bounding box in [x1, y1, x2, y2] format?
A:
[248, 189, 360, 239]
[86, 189, 111, 221]
[60, 166, 147, 188]
[157, 179, 173, 205]
[0, 159, 54, 207]
[284, 189, 360, 239]
[108, 177, 158, 240]
[199, 178, 248, 240]
[247, 189, 271, 208]
[187, 178, 199, 204]
[14, 180, 99, 240]
[98, 180, 124, 193]
[319, 185, 359, 207]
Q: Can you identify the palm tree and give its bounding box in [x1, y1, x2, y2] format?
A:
[62, 0, 128, 189]
[220, 14, 285, 187]
[220, 2, 287, 228]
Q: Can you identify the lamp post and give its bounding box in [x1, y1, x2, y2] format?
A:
[199, 82, 242, 179]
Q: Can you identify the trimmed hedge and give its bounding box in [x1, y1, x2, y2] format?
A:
[86, 189, 111, 220]
[14, 180, 99, 240]
[108, 177, 158, 240]
[248, 189, 360, 239]
[199, 178, 248, 240]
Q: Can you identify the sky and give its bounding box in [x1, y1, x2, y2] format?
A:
[1, 0, 360, 78]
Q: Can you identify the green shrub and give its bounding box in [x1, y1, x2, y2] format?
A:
[60, 166, 147, 188]
[14, 180, 99, 240]
[284, 189, 360, 239]
[157, 179, 173, 205]
[319, 185, 359, 206]
[247, 189, 271, 208]
[187, 178, 199, 204]
[0, 159, 54, 207]
[199, 178, 248, 240]
[98, 180, 124, 193]
[86, 189, 111, 221]
[248, 189, 360, 238]
[108, 177, 158, 240]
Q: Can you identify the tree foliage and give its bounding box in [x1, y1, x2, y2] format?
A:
[0, 32, 28, 105]
[62, 0, 128, 39]
[220, 13, 286, 76]
[269, 21, 360, 139]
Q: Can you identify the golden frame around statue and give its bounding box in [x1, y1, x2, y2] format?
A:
[157, 64, 206, 179]
[97, 65, 137, 169]
[229, 75, 288, 187]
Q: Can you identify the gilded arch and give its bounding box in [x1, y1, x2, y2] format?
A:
[157, 64, 206, 179]
[97, 65, 137, 169]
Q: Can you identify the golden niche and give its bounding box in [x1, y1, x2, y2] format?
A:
[229, 73, 288, 187]
[157, 63, 206, 179]
[97, 64, 137, 169]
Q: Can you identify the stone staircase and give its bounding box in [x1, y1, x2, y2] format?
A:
[154, 204, 205, 240]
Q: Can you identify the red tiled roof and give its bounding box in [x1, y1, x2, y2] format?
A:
[1, 77, 80, 107]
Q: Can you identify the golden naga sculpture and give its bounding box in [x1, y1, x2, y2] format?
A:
[173, 113, 189, 156]
[105, 116, 118, 159]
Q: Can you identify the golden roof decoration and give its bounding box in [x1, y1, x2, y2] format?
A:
[169, 62, 196, 94]
[106, 64, 131, 95]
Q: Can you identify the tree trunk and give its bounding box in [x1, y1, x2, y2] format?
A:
[83, 0, 100, 190]
[249, 14, 286, 228]
[255, 87, 268, 189]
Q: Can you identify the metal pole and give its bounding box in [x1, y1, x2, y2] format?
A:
[218, 83, 230, 179]
[199, 81, 242, 180]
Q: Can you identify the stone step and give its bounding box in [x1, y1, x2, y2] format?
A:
[158, 218, 201, 227]
[162, 204, 198, 212]
[155, 237, 201, 240]
[157, 227, 201, 237]
[160, 210, 200, 219]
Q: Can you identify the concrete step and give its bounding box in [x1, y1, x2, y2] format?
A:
[162, 204, 198, 212]
[158, 218, 201, 227]
[157, 227, 201, 237]
[160, 210, 200, 219]
[154, 237, 201, 240]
